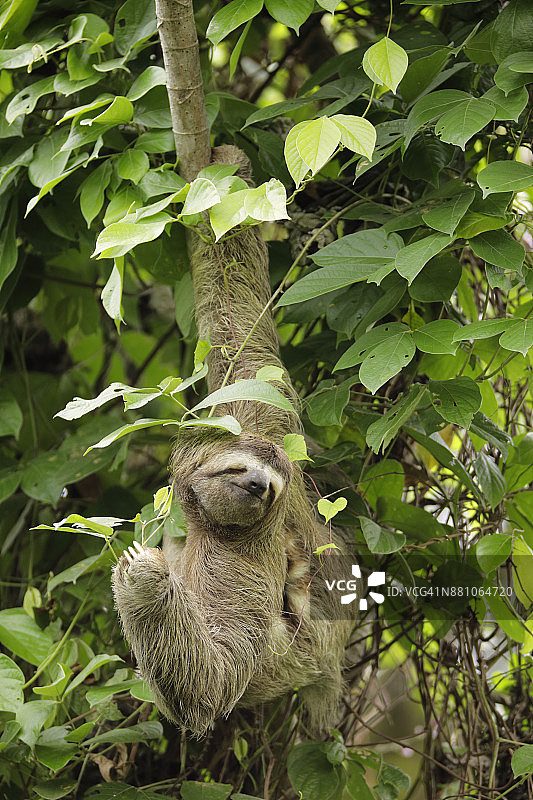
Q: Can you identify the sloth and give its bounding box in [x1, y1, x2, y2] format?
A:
[111, 146, 354, 737]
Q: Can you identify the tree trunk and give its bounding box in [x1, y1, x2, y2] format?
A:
[155, 0, 211, 181]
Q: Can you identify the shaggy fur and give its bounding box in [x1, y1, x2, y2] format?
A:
[112, 146, 354, 737]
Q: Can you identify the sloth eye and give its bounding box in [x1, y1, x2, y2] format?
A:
[224, 467, 247, 475]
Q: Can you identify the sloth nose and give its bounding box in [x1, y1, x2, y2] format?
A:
[242, 470, 269, 498]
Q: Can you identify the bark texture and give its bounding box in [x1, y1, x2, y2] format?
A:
[155, 0, 211, 181]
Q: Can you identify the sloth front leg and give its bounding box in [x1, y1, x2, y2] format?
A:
[112, 543, 255, 735]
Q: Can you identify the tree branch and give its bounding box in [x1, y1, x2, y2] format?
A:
[155, 0, 211, 181]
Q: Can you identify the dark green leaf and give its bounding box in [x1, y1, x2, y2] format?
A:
[434, 97, 495, 150]
[413, 320, 461, 354]
[264, 0, 312, 32]
[359, 517, 406, 554]
[404, 89, 469, 149]
[422, 189, 475, 234]
[395, 233, 453, 283]
[366, 384, 427, 453]
[359, 332, 416, 393]
[85, 721, 163, 746]
[288, 741, 345, 800]
[409, 255, 462, 302]
[499, 319, 533, 356]
[207, 0, 263, 46]
[512, 744, 533, 778]
[476, 533, 511, 573]
[490, 0, 533, 63]
[114, 0, 157, 55]
[475, 452, 506, 508]
[429, 377, 482, 428]
[470, 230, 525, 271]
[478, 161, 533, 198]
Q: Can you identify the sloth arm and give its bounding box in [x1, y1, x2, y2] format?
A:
[112, 543, 276, 736]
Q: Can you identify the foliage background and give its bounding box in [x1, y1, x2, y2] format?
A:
[0, 0, 533, 798]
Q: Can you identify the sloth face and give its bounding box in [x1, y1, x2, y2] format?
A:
[189, 450, 287, 528]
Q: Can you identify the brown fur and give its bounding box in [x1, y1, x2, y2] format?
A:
[112, 146, 354, 737]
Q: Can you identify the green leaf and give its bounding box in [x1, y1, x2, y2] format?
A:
[279, 265, 383, 305]
[359, 517, 406, 553]
[101, 257, 124, 329]
[35, 727, 77, 772]
[16, 700, 57, 747]
[32, 777, 77, 799]
[244, 179, 288, 221]
[376, 496, 446, 542]
[359, 332, 416, 394]
[490, 0, 533, 63]
[0, 199, 18, 292]
[283, 433, 311, 462]
[288, 741, 345, 800]
[180, 416, 243, 435]
[305, 379, 353, 425]
[452, 318, 517, 342]
[55, 382, 132, 420]
[395, 233, 453, 283]
[190, 379, 294, 413]
[33, 664, 72, 697]
[79, 161, 113, 227]
[295, 117, 341, 176]
[229, 19, 251, 78]
[512, 744, 533, 778]
[422, 189, 475, 234]
[469, 230, 525, 271]
[477, 161, 533, 198]
[0, 608, 53, 666]
[331, 114, 376, 160]
[83, 96, 133, 126]
[413, 320, 461, 354]
[475, 452, 506, 508]
[456, 212, 508, 239]
[400, 47, 450, 105]
[0, 388, 23, 438]
[430, 377, 482, 428]
[93, 212, 171, 259]
[335, 322, 409, 371]
[362, 37, 408, 93]
[434, 97, 495, 150]
[499, 318, 533, 356]
[404, 89, 469, 149]
[366, 384, 427, 453]
[181, 782, 233, 800]
[6, 76, 55, 124]
[85, 721, 163, 746]
[114, 0, 157, 55]
[284, 120, 313, 186]
[476, 533, 511, 574]
[405, 426, 483, 500]
[126, 65, 167, 101]
[470, 412, 512, 459]
[361, 459, 404, 510]
[0, 654, 24, 712]
[210, 189, 248, 240]
[317, 497, 348, 523]
[117, 149, 149, 184]
[85, 418, 179, 452]
[181, 177, 220, 216]
[64, 653, 123, 696]
[482, 85, 529, 122]
[264, 0, 312, 32]
[207, 0, 263, 46]
[313, 228, 403, 267]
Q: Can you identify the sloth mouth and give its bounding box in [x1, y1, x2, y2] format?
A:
[230, 482, 265, 500]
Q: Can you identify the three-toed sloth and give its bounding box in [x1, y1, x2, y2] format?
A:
[112, 146, 354, 736]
